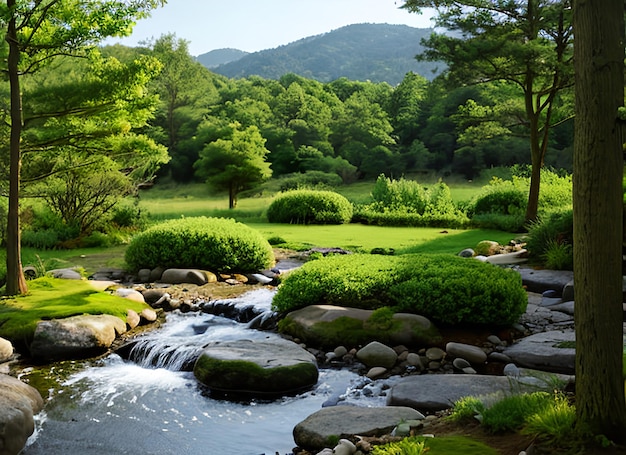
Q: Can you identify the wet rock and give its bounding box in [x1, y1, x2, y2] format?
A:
[357, 341, 397, 369]
[137, 268, 151, 282]
[366, 366, 388, 379]
[504, 330, 575, 374]
[126, 309, 140, 329]
[0, 374, 44, 455]
[30, 314, 127, 361]
[293, 405, 424, 451]
[194, 338, 318, 396]
[446, 342, 487, 364]
[517, 268, 573, 294]
[160, 268, 216, 286]
[140, 308, 158, 323]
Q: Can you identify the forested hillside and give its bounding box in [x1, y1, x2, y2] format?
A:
[197, 48, 248, 68]
[202, 24, 443, 85]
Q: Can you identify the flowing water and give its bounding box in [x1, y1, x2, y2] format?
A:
[22, 289, 391, 455]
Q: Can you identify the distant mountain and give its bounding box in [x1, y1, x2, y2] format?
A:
[196, 48, 249, 68]
[201, 24, 443, 85]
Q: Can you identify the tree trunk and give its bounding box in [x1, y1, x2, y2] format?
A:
[573, 0, 626, 441]
[5, 1, 28, 296]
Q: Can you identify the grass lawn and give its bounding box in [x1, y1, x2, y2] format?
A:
[0, 277, 150, 343]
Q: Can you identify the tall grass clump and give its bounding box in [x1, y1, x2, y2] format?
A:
[266, 189, 353, 224]
[124, 217, 274, 273]
[525, 209, 573, 270]
[355, 175, 469, 228]
[273, 253, 527, 326]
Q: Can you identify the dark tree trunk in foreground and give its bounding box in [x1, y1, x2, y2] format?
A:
[573, 0, 626, 441]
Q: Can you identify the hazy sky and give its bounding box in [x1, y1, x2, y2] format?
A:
[107, 0, 436, 56]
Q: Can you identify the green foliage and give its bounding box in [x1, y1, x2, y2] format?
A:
[357, 175, 470, 228]
[0, 277, 150, 344]
[272, 254, 527, 326]
[372, 435, 498, 455]
[526, 209, 573, 269]
[124, 216, 274, 272]
[266, 189, 353, 224]
[480, 392, 554, 433]
[449, 396, 486, 423]
[522, 394, 577, 447]
[277, 171, 343, 191]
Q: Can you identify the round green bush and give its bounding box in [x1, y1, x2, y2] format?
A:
[272, 253, 527, 326]
[125, 217, 274, 272]
[267, 189, 353, 224]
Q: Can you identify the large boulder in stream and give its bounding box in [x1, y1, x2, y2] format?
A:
[279, 304, 441, 348]
[193, 338, 318, 396]
[30, 314, 127, 361]
[0, 374, 44, 455]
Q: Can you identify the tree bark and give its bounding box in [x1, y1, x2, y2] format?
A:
[573, 0, 626, 441]
[5, 0, 28, 296]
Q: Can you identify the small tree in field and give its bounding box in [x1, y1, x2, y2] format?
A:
[194, 122, 272, 209]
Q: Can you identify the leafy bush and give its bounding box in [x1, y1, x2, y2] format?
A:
[267, 189, 353, 224]
[526, 209, 573, 269]
[356, 175, 469, 228]
[277, 171, 343, 191]
[480, 392, 554, 433]
[125, 217, 274, 273]
[371, 438, 428, 455]
[272, 254, 527, 326]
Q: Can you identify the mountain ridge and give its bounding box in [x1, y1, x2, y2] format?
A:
[196, 23, 442, 85]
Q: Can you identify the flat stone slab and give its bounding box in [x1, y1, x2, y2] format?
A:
[386, 374, 541, 412]
[293, 405, 424, 451]
[194, 338, 318, 396]
[504, 330, 575, 374]
[517, 268, 573, 294]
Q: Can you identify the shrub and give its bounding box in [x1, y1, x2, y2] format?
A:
[526, 209, 573, 269]
[480, 392, 553, 433]
[277, 171, 343, 191]
[266, 190, 353, 224]
[272, 254, 527, 326]
[124, 217, 274, 273]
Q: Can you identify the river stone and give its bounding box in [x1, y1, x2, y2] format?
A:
[517, 268, 574, 294]
[503, 330, 575, 374]
[194, 338, 318, 396]
[114, 288, 146, 303]
[446, 342, 487, 364]
[280, 305, 440, 348]
[30, 314, 127, 361]
[356, 341, 397, 368]
[140, 308, 158, 322]
[47, 268, 82, 280]
[126, 309, 140, 329]
[0, 374, 44, 455]
[387, 374, 541, 412]
[0, 337, 13, 362]
[160, 268, 217, 286]
[293, 405, 424, 451]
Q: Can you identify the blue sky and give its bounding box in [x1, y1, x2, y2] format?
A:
[107, 0, 435, 56]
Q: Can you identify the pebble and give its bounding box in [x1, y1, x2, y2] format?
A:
[452, 358, 471, 370]
[425, 347, 445, 361]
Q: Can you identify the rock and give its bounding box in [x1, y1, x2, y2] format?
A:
[356, 341, 397, 369]
[475, 240, 500, 256]
[549, 301, 575, 316]
[149, 267, 165, 282]
[194, 338, 318, 396]
[488, 352, 512, 363]
[86, 280, 116, 292]
[562, 280, 575, 302]
[140, 308, 158, 323]
[280, 305, 440, 348]
[504, 330, 576, 374]
[141, 289, 169, 306]
[425, 347, 445, 361]
[30, 314, 127, 361]
[333, 439, 357, 455]
[293, 405, 424, 451]
[334, 346, 348, 358]
[366, 367, 388, 379]
[160, 268, 217, 286]
[446, 342, 487, 364]
[487, 335, 502, 345]
[137, 268, 152, 282]
[126, 310, 140, 329]
[47, 268, 82, 280]
[458, 248, 474, 258]
[246, 273, 274, 285]
[406, 352, 423, 369]
[387, 374, 542, 412]
[452, 358, 471, 370]
[0, 374, 44, 455]
[517, 268, 574, 294]
[0, 337, 13, 363]
[114, 288, 146, 303]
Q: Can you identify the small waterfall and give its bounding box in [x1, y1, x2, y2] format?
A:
[118, 288, 280, 371]
[127, 338, 203, 371]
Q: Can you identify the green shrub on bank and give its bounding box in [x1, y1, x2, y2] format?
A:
[356, 175, 469, 228]
[272, 254, 527, 326]
[526, 209, 573, 270]
[124, 217, 274, 272]
[267, 189, 353, 224]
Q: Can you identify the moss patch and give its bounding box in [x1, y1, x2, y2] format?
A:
[0, 277, 149, 345]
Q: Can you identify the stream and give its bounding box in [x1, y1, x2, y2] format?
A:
[21, 289, 391, 455]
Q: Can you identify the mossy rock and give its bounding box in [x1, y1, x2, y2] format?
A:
[193, 338, 318, 397]
[278, 305, 441, 349]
